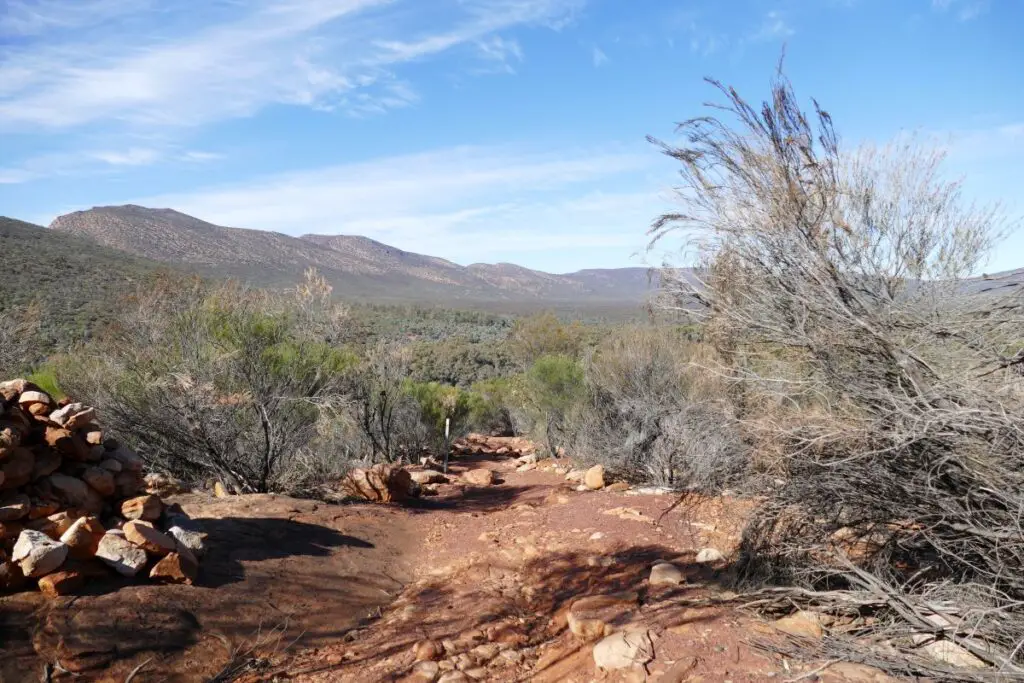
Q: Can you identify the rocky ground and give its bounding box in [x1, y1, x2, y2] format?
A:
[0, 438, 897, 682]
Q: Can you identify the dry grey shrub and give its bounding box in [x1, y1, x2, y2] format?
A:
[0, 303, 41, 377]
[352, 340, 428, 464]
[651, 69, 1024, 672]
[59, 270, 357, 494]
[569, 326, 746, 489]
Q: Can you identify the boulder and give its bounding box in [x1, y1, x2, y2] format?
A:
[649, 562, 685, 586]
[47, 511, 78, 537]
[463, 469, 496, 487]
[567, 593, 638, 641]
[414, 639, 443, 662]
[167, 525, 207, 558]
[406, 661, 440, 683]
[30, 448, 62, 479]
[59, 516, 105, 559]
[49, 403, 96, 430]
[1, 448, 34, 489]
[0, 557, 27, 591]
[38, 569, 85, 598]
[98, 458, 122, 473]
[342, 464, 414, 503]
[919, 640, 987, 669]
[0, 379, 30, 402]
[0, 493, 30, 522]
[49, 474, 103, 513]
[695, 547, 725, 564]
[120, 495, 163, 521]
[409, 469, 448, 485]
[44, 427, 89, 461]
[149, 551, 198, 585]
[107, 446, 144, 472]
[584, 465, 605, 490]
[114, 471, 143, 498]
[774, 611, 825, 639]
[17, 391, 51, 410]
[95, 532, 148, 577]
[592, 629, 654, 671]
[12, 529, 68, 577]
[81, 467, 116, 497]
[144, 472, 186, 496]
[124, 520, 176, 555]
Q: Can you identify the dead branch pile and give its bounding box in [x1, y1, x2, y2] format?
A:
[650, 68, 1024, 677]
[0, 379, 206, 597]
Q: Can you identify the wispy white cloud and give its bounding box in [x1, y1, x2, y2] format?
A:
[0, 0, 584, 132]
[931, 0, 989, 21]
[0, 0, 151, 36]
[88, 147, 163, 166]
[750, 10, 794, 42]
[128, 144, 665, 263]
[591, 45, 609, 67]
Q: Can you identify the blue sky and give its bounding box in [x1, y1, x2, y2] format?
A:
[1, 0, 1021, 273]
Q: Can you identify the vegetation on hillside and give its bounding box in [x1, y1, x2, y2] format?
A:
[0, 217, 170, 368]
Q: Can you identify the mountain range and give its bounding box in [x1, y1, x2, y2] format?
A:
[47, 205, 657, 306]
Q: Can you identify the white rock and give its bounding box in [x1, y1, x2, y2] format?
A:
[95, 532, 149, 576]
[649, 562, 685, 586]
[516, 454, 538, 465]
[584, 464, 605, 490]
[410, 469, 448, 485]
[565, 469, 585, 483]
[12, 529, 68, 577]
[168, 525, 208, 558]
[593, 630, 654, 670]
[920, 640, 987, 669]
[696, 548, 725, 563]
[623, 486, 675, 496]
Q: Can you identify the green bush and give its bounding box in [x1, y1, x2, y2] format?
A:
[57, 272, 358, 493]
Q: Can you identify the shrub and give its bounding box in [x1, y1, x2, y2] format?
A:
[570, 326, 746, 488]
[519, 354, 586, 456]
[651, 70, 1024, 668]
[58, 271, 358, 493]
[508, 312, 585, 368]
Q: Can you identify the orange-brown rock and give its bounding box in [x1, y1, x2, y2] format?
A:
[120, 495, 163, 521]
[44, 427, 89, 461]
[84, 430, 104, 446]
[0, 493, 31, 522]
[81, 467, 116, 497]
[342, 464, 413, 503]
[463, 469, 497, 486]
[60, 516, 105, 559]
[115, 471, 144, 498]
[567, 592, 639, 641]
[27, 502, 61, 520]
[0, 555, 27, 591]
[124, 520, 175, 555]
[0, 448, 34, 489]
[38, 569, 85, 598]
[149, 551, 198, 585]
[30, 448, 61, 480]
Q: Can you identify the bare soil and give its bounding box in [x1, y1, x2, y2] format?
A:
[0, 441, 895, 682]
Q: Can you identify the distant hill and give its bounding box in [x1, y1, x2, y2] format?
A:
[0, 216, 175, 358]
[48, 205, 658, 306]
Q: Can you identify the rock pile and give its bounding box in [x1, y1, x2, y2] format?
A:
[0, 379, 205, 597]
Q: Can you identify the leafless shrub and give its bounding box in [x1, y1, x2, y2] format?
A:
[651, 67, 1024, 671]
[569, 326, 747, 488]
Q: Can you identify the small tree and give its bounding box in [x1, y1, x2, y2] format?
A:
[352, 341, 423, 463]
[508, 312, 585, 368]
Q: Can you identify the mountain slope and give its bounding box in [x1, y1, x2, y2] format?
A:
[0, 216, 175, 357]
[49, 205, 658, 305]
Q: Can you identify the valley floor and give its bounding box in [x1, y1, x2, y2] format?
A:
[0, 444, 895, 682]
